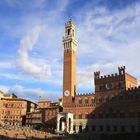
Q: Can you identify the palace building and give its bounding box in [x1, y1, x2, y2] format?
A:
[0, 93, 37, 126]
[57, 19, 140, 135]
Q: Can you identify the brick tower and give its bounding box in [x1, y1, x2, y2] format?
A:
[62, 18, 77, 107]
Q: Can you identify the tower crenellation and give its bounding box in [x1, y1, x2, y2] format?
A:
[94, 66, 126, 80]
[118, 66, 125, 75]
[95, 72, 119, 80]
[76, 92, 94, 96]
[94, 71, 100, 79]
[127, 86, 140, 91]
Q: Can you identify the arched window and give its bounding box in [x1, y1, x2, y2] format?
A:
[79, 125, 82, 133]
[85, 113, 88, 119]
[91, 98, 95, 104]
[85, 98, 88, 104]
[68, 118, 71, 132]
[79, 98, 82, 104]
[73, 125, 76, 132]
[79, 113, 82, 119]
[67, 29, 70, 35]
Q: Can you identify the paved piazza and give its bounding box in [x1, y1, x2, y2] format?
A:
[0, 126, 57, 139]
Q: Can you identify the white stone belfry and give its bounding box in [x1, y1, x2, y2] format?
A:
[57, 112, 74, 134]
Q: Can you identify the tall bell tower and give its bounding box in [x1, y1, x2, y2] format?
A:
[62, 18, 77, 106]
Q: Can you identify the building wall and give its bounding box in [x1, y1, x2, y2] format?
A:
[70, 87, 140, 134]
[38, 101, 58, 108]
[26, 110, 43, 128]
[74, 118, 140, 134]
[26, 104, 62, 132]
[0, 98, 36, 126]
[125, 73, 138, 89]
[44, 106, 61, 131]
[38, 101, 52, 108]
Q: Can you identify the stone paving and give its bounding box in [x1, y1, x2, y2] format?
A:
[0, 126, 57, 139]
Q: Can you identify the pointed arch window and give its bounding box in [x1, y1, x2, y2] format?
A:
[79, 98, 82, 104]
[85, 98, 88, 104]
[79, 113, 82, 119]
[91, 98, 95, 104]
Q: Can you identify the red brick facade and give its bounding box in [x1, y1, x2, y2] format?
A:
[0, 98, 36, 126]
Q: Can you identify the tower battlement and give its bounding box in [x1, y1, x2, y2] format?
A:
[77, 92, 94, 96]
[94, 66, 137, 93]
[94, 71, 100, 79]
[126, 86, 140, 92]
[118, 66, 125, 75]
[94, 66, 126, 80]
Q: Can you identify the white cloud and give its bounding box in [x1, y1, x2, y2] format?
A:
[0, 84, 60, 102]
[17, 25, 51, 79]
[0, 85, 10, 93]
[3, 0, 45, 8]
[9, 85, 60, 102]
[75, 2, 140, 92]
[77, 2, 140, 54]
[77, 61, 125, 91]
[0, 61, 15, 69]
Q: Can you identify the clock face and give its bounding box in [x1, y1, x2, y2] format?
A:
[105, 82, 112, 90]
[64, 90, 70, 96]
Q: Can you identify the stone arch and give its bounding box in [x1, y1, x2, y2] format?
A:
[68, 118, 71, 132]
[57, 112, 74, 134]
[59, 117, 66, 132]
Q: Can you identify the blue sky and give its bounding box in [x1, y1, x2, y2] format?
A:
[0, 0, 140, 102]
